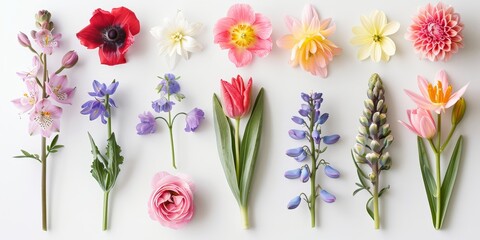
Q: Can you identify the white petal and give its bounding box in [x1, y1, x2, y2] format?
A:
[372, 43, 382, 62]
[182, 36, 203, 53]
[357, 43, 373, 60]
[150, 26, 165, 40]
[166, 52, 178, 70]
[382, 21, 400, 36]
[381, 37, 396, 56]
[185, 22, 203, 36]
[350, 35, 372, 46]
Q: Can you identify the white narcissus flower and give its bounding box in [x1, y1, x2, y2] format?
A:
[350, 10, 400, 62]
[150, 11, 203, 69]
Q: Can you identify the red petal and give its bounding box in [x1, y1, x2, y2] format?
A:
[76, 24, 103, 49]
[112, 7, 140, 35]
[90, 8, 115, 28]
[117, 26, 135, 54]
[243, 77, 252, 112]
[98, 46, 126, 66]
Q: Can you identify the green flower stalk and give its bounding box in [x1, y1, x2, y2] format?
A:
[352, 74, 393, 229]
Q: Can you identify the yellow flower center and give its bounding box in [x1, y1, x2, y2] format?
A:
[427, 80, 452, 105]
[373, 34, 382, 42]
[171, 32, 184, 42]
[41, 111, 51, 117]
[230, 24, 256, 48]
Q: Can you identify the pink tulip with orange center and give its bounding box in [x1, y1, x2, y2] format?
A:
[220, 75, 252, 119]
[276, 4, 341, 78]
[213, 4, 272, 67]
[404, 70, 468, 114]
[399, 108, 436, 139]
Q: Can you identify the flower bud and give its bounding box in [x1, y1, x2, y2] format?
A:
[35, 10, 52, 29]
[291, 116, 305, 125]
[376, 99, 384, 112]
[288, 129, 306, 140]
[324, 165, 340, 178]
[301, 92, 310, 102]
[323, 134, 340, 145]
[286, 147, 305, 157]
[61, 50, 78, 68]
[354, 143, 365, 156]
[369, 172, 377, 183]
[369, 140, 381, 153]
[17, 32, 31, 47]
[356, 135, 366, 145]
[366, 152, 380, 163]
[359, 116, 369, 127]
[287, 196, 301, 209]
[383, 134, 394, 149]
[294, 151, 307, 162]
[358, 126, 368, 136]
[380, 124, 391, 138]
[284, 168, 302, 179]
[363, 108, 372, 119]
[364, 99, 374, 111]
[318, 113, 329, 125]
[369, 123, 378, 136]
[320, 190, 336, 203]
[372, 112, 380, 123]
[380, 152, 391, 170]
[354, 152, 367, 164]
[452, 97, 466, 125]
[300, 165, 310, 183]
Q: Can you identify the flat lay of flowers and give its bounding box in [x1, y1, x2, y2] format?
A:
[8, 2, 477, 237]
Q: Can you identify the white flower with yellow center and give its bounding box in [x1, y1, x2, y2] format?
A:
[150, 11, 203, 69]
[351, 10, 400, 62]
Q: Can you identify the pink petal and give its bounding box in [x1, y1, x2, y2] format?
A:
[285, 16, 300, 33]
[227, 4, 255, 24]
[151, 171, 171, 188]
[445, 83, 469, 109]
[436, 70, 449, 92]
[248, 38, 272, 57]
[399, 120, 420, 136]
[417, 75, 430, 99]
[404, 89, 434, 110]
[302, 4, 319, 26]
[214, 32, 233, 49]
[213, 17, 235, 36]
[276, 35, 296, 49]
[252, 13, 272, 40]
[228, 48, 253, 67]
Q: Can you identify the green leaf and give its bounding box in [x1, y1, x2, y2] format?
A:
[105, 132, 124, 191]
[353, 187, 364, 196]
[14, 149, 41, 162]
[239, 88, 264, 206]
[88, 133, 109, 191]
[352, 151, 371, 195]
[417, 136, 436, 226]
[213, 94, 240, 203]
[366, 196, 374, 220]
[378, 185, 390, 198]
[439, 135, 463, 228]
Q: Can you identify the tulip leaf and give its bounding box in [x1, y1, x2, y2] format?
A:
[417, 136, 436, 226]
[240, 88, 264, 206]
[213, 94, 240, 203]
[439, 135, 463, 228]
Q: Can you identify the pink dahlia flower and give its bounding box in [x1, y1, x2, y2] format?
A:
[213, 4, 272, 67]
[405, 2, 463, 61]
[148, 171, 194, 229]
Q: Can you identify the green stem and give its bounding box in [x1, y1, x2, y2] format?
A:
[240, 204, 249, 229]
[435, 114, 442, 229]
[102, 191, 110, 231]
[41, 53, 48, 231]
[41, 136, 47, 231]
[373, 179, 380, 229]
[309, 113, 317, 228]
[105, 95, 112, 139]
[167, 111, 177, 169]
[440, 124, 457, 152]
[235, 118, 241, 181]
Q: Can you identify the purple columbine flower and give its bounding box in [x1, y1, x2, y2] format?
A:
[89, 80, 119, 98]
[320, 189, 336, 203]
[289, 129, 306, 140]
[287, 195, 301, 209]
[294, 151, 307, 162]
[157, 73, 181, 95]
[284, 168, 302, 179]
[324, 165, 340, 178]
[286, 147, 305, 157]
[152, 97, 175, 113]
[300, 165, 310, 183]
[136, 111, 157, 135]
[323, 134, 340, 145]
[185, 108, 205, 132]
[291, 116, 305, 125]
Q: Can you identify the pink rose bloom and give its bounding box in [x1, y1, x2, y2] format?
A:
[148, 171, 194, 229]
[213, 4, 272, 67]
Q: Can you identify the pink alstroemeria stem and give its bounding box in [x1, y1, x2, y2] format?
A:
[41, 53, 48, 231]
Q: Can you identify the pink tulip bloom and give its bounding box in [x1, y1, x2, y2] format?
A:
[46, 74, 75, 104]
[12, 79, 39, 113]
[16, 56, 41, 81]
[220, 75, 252, 119]
[399, 108, 436, 139]
[276, 4, 341, 77]
[405, 70, 468, 114]
[29, 99, 63, 138]
[213, 4, 272, 67]
[148, 171, 194, 229]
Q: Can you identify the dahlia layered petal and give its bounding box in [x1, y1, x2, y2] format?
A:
[405, 2, 463, 62]
[276, 4, 341, 77]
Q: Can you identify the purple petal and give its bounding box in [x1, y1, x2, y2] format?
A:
[284, 168, 301, 179]
[185, 108, 205, 132]
[319, 113, 329, 124]
[106, 81, 119, 95]
[287, 196, 301, 209]
[294, 151, 307, 162]
[109, 98, 117, 108]
[300, 165, 310, 183]
[320, 190, 336, 203]
[323, 134, 340, 145]
[291, 116, 305, 125]
[301, 92, 310, 102]
[286, 147, 304, 157]
[324, 165, 340, 178]
[288, 129, 306, 140]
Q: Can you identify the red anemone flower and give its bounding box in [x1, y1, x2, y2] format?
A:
[77, 7, 140, 66]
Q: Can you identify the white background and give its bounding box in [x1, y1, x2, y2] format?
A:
[1, 0, 479, 239]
